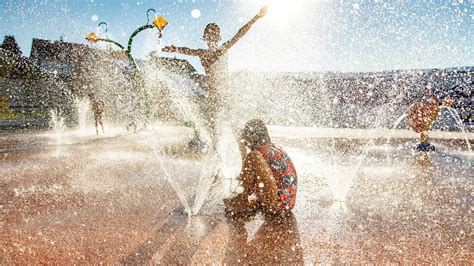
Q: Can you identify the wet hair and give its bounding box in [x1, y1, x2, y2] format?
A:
[203, 23, 221, 42]
[242, 119, 272, 150]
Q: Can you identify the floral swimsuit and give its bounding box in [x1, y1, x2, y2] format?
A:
[255, 144, 298, 211]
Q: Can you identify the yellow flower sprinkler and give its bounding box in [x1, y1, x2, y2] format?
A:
[153, 16, 169, 37]
[85, 32, 100, 43]
[153, 16, 168, 30]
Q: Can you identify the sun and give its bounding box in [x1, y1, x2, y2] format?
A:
[254, 0, 301, 27]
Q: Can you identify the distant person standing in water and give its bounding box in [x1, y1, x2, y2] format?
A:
[162, 6, 268, 149]
[88, 93, 105, 135]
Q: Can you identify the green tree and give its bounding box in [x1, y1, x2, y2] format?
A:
[1, 36, 22, 56]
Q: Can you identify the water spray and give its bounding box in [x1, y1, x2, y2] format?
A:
[85, 9, 168, 128]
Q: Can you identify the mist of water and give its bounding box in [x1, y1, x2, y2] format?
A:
[441, 107, 472, 153]
[76, 98, 90, 133]
[156, 153, 192, 216]
[50, 109, 65, 142]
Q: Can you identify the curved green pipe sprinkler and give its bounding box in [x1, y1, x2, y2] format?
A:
[86, 31, 136, 69]
[94, 22, 127, 52]
[85, 11, 201, 143]
[125, 24, 155, 70]
[85, 12, 167, 128]
[85, 11, 168, 71]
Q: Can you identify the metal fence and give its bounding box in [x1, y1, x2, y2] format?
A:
[0, 105, 53, 128]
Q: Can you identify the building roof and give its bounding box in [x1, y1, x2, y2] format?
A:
[30, 38, 128, 63]
[30, 38, 91, 63]
[146, 53, 197, 76]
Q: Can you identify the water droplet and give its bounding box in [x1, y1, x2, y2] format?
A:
[191, 9, 201, 19]
[236, 185, 244, 194]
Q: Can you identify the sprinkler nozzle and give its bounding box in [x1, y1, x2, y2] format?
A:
[85, 32, 100, 43]
[153, 16, 168, 31]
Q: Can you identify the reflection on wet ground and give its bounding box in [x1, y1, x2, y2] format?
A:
[224, 212, 304, 264]
[1, 126, 472, 264]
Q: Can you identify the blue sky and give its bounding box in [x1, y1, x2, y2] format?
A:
[1, 0, 472, 72]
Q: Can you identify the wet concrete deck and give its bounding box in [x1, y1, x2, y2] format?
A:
[1, 125, 472, 264]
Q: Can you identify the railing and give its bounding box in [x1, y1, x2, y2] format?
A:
[0, 105, 53, 128]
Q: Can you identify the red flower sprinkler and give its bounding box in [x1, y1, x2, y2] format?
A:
[406, 97, 453, 152]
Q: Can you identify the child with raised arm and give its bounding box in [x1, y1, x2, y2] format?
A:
[162, 6, 268, 149]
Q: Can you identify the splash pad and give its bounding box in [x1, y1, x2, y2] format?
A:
[1, 0, 473, 264]
[2, 123, 472, 263]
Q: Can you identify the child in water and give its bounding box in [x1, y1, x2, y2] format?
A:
[224, 119, 298, 216]
[88, 94, 105, 135]
[162, 6, 268, 149]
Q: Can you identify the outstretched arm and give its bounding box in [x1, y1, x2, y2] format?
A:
[162, 45, 204, 57]
[223, 6, 268, 50]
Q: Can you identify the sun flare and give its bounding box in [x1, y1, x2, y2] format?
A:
[255, 0, 302, 26]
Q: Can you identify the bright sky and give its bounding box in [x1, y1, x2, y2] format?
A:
[1, 0, 472, 73]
